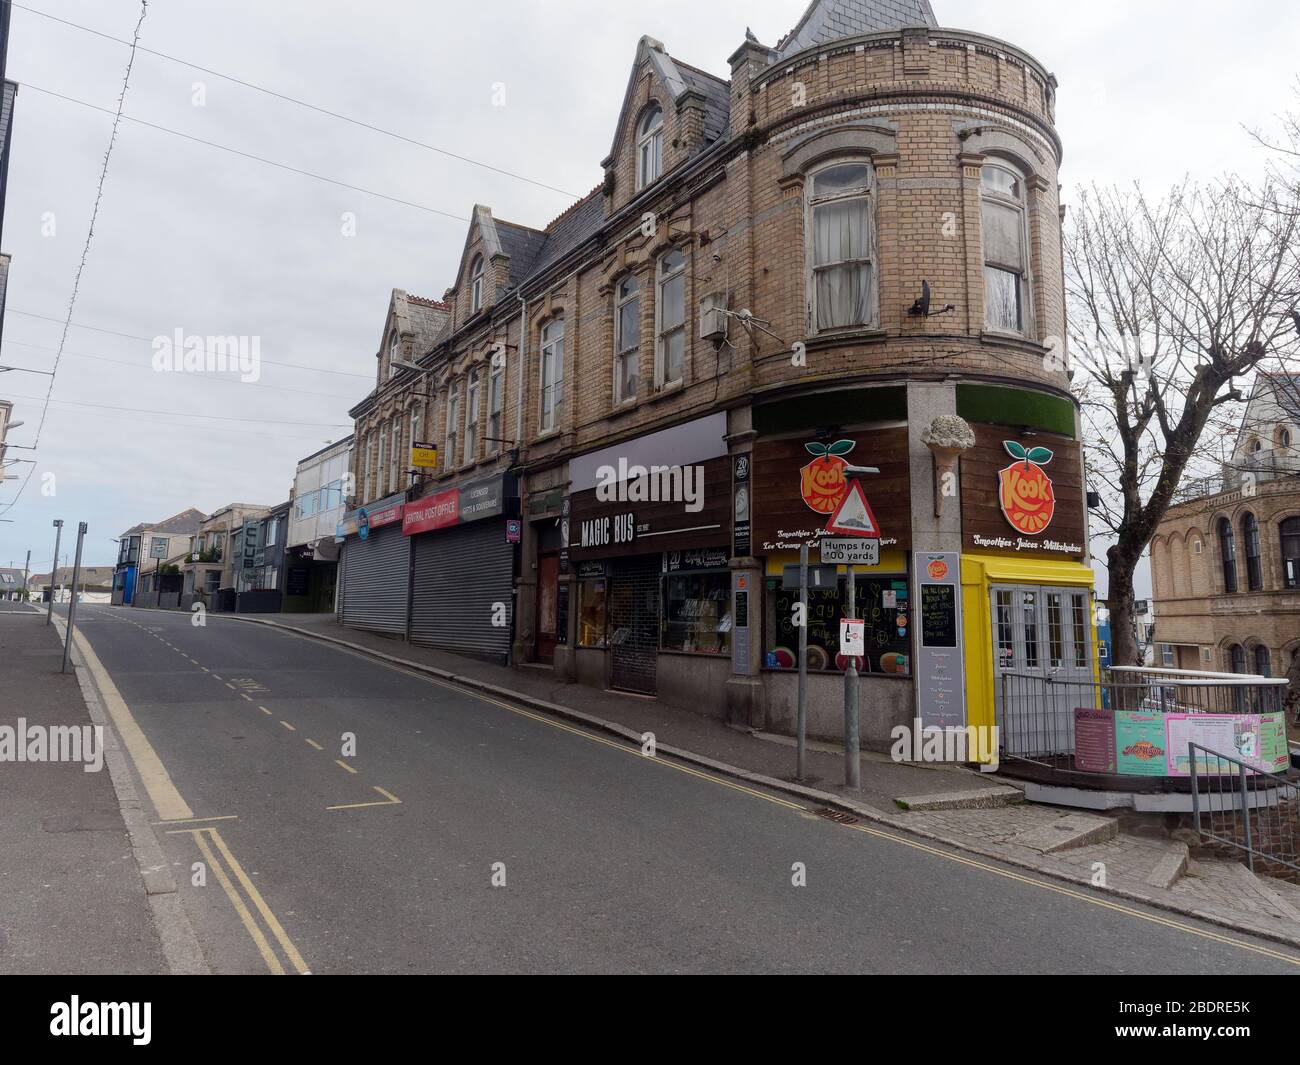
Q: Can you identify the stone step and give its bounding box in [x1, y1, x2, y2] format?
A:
[1010, 812, 1118, 854]
[894, 785, 1023, 811]
[1143, 841, 1189, 890]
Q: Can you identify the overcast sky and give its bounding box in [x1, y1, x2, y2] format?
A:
[1, 0, 1296, 585]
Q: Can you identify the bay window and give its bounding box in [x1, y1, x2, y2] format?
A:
[809, 162, 875, 332]
[981, 163, 1031, 333]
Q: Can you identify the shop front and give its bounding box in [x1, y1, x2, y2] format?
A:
[565, 414, 733, 707]
[403, 472, 519, 664]
[337, 493, 408, 635]
[750, 421, 915, 744]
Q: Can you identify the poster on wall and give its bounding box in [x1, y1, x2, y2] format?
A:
[1073, 707, 1117, 774]
[1114, 712, 1168, 776]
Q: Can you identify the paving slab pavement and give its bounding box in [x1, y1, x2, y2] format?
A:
[0, 603, 168, 974]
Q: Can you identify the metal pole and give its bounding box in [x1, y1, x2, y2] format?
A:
[797, 543, 808, 782]
[22, 549, 30, 604]
[844, 564, 860, 788]
[60, 522, 87, 674]
[1240, 760, 1254, 874]
[46, 520, 62, 624]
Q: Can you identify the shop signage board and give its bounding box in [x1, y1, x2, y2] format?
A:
[149, 537, 170, 560]
[913, 553, 965, 731]
[751, 428, 911, 555]
[731, 572, 751, 676]
[1114, 712, 1168, 776]
[506, 519, 522, 544]
[664, 547, 730, 572]
[732, 453, 752, 558]
[961, 425, 1086, 558]
[410, 441, 440, 470]
[403, 474, 515, 536]
[1074, 707, 1118, 774]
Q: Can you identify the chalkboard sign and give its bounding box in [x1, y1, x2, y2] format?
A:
[765, 576, 910, 675]
[920, 584, 957, 648]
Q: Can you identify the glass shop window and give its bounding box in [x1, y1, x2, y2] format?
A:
[578, 579, 607, 648]
[763, 574, 911, 676]
[661, 571, 732, 655]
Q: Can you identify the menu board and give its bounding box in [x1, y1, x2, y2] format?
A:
[920, 585, 957, 648]
[765, 577, 910, 676]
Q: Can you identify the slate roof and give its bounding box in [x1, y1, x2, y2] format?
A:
[495, 220, 548, 288]
[775, 0, 938, 58]
[121, 507, 207, 537]
[1268, 373, 1300, 422]
[677, 62, 731, 145]
[524, 188, 607, 282]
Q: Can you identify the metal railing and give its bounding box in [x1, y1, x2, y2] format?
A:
[998, 667, 1289, 767]
[1190, 742, 1300, 875]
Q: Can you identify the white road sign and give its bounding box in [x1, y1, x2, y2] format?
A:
[821, 537, 880, 565]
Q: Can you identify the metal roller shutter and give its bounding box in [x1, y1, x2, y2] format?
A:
[410, 521, 514, 663]
[340, 524, 410, 634]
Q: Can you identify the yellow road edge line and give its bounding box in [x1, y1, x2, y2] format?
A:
[279, 721, 297, 732]
[190, 830, 284, 975]
[259, 706, 273, 716]
[240, 693, 254, 702]
[154, 814, 239, 826]
[841, 822, 1300, 966]
[305, 739, 324, 751]
[335, 759, 357, 775]
[70, 627, 193, 821]
[207, 829, 311, 975]
[372, 786, 401, 804]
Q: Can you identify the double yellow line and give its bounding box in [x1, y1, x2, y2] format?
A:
[169, 826, 311, 976]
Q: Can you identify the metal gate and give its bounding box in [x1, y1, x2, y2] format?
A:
[410, 521, 514, 663]
[991, 584, 1095, 756]
[340, 524, 410, 635]
[609, 557, 661, 695]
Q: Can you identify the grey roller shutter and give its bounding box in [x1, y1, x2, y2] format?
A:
[410, 521, 514, 663]
[340, 524, 409, 634]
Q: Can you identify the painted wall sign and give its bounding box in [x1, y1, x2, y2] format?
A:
[914, 552, 965, 731]
[961, 425, 1085, 559]
[752, 427, 911, 554]
[732, 453, 752, 559]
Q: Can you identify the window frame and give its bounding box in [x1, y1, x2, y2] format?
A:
[539, 318, 565, 434]
[470, 256, 485, 314]
[636, 104, 664, 191]
[391, 419, 403, 491]
[1281, 516, 1300, 588]
[1243, 512, 1263, 591]
[445, 382, 460, 470]
[387, 330, 399, 379]
[980, 161, 1033, 336]
[376, 425, 387, 498]
[1219, 517, 1238, 593]
[487, 360, 504, 455]
[614, 274, 641, 405]
[464, 367, 481, 463]
[806, 160, 877, 334]
[655, 249, 687, 390]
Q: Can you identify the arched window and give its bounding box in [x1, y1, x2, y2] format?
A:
[1219, 517, 1237, 593]
[470, 256, 485, 313]
[1281, 517, 1300, 588]
[981, 163, 1031, 334]
[387, 330, 399, 379]
[1243, 512, 1263, 591]
[1277, 426, 1292, 451]
[540, 318, 565, 432]
[614, 275, 641, 404]
[636, 105, 663, 190]
[656, 248, 686, 389]
[808, 162, 875, 332]
[1229, 644, 1247, 674]
[1255, 645, 1271, 677]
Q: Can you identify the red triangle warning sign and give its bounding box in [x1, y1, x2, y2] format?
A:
[825, 480, 882, 538]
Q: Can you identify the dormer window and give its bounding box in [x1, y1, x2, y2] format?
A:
[388, 330, 399, 379]
[636, 105, 663, 191]
[470, 255, 485, 314]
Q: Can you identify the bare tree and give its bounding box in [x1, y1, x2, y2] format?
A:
[1065, 175, 1300, 666]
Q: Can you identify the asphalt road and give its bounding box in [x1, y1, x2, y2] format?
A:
[60, 603, 1300, 974]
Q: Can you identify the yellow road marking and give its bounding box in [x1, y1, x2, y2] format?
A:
[188, 829, 283, 975]
[69, 627, 193, 821]
[155, 814, 239, 826]
[305, 739, 324, 751]
[279, 721, 296, 732]
[327, 786, 402, 812]
[212, 674, 223, 680]
[200, 667, 210, 672]
[240, 693, 254, 702]
[225, 683, 236, 690]
[335, 759, 357, 775]
[259, 706, 273, 716]
[207, 829, 311, 975]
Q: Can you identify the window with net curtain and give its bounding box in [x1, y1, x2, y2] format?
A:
[809, 162, 875, 331]
[981, 163, 1029, 333]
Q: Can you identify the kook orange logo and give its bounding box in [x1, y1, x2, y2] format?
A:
[801, 440, 855, 515]
[998, 441, 1056, 535]
[926, 559, 949, 581]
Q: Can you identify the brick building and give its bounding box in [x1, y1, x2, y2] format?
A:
[338, 0, 1092, 747]
[1151, 374, 1300, 679]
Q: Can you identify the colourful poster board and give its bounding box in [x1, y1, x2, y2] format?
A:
[1114, 712, 1167, 776]
[1164, 713, 1289, 777]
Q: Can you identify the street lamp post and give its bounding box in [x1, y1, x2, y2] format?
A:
[60, 522, 87, 674]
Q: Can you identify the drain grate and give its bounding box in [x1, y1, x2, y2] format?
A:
[816, 807, 860, 826]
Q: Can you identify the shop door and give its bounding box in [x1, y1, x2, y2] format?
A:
[990, 585, 1095, 758]
[536, 553, 560, 663]
[609, 559, 660, 695]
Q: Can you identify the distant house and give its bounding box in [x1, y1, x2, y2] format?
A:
[114, 508, 207, 605]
